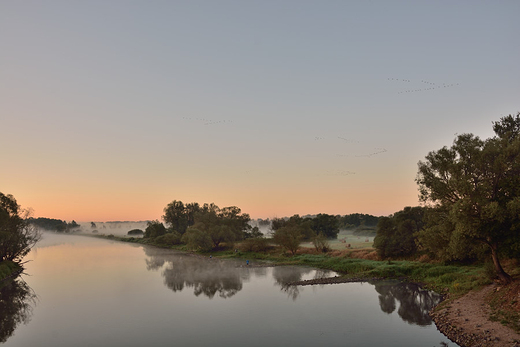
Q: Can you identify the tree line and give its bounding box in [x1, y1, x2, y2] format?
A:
[141, 201, 381, 254]
[26, 217, 80, 233]
[374, 113, 520, 284]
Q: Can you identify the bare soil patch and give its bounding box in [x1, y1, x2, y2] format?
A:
[432, 283, 520, 347]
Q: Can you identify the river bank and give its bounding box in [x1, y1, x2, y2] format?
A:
[432, 283, 520, 347]
[89, 233, 520, 346]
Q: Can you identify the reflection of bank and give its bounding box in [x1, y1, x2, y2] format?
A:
[143, 246, 248, 299]
[0, 278, 36, 343]
[371, 280, 442, 326]
[274, 267, 335, 301]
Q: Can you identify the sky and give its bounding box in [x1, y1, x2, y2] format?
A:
[1, 1, 520, 222]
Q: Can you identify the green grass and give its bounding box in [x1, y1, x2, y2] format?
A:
[215, 250, 491, 294]
[90, 233, 492, 296]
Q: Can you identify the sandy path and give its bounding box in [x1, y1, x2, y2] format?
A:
[432, 284, 520, 347]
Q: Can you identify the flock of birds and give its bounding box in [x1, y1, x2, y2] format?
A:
[314, 136, 387, 158]
[320, 169, 356, 177]
[182, 116, 234, 126]
[388, 78, 460, 94]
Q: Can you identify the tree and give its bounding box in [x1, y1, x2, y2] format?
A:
[162, 201, 200, 235]
[416, 113, 520, 284]
[181, 228, 213, 252]
[272, 225, 303, 255]
[373, 207, 425, 258]
[271, 215, 314, 240]
[27, 217, 67, 232]
[189, 204, 251, 249]
[0, 193, 40, 263]
[310, 213, 340, 239]
[144, 220, 167, 239]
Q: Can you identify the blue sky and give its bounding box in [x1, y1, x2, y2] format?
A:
[1, 1, 519, 221]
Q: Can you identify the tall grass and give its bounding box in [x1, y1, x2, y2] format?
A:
[278, 253, 491, 294]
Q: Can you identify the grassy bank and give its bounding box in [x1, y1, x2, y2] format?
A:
[94, 234, 493, 295]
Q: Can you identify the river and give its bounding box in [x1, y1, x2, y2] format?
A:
[1, 232, 458, 346]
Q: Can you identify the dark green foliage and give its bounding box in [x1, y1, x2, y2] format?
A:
[0, 193, 40, 262]
[154, 232, 182, 246]
[181, 228, 213, 251]
[339, 213, 380, 229]
[127, 229, 144, 236]
[373, 206, 425, 258]
[27, 218, 79, 233]
[243, 226, 263, 239]
[27, 217, 67, 232]
[270, 215, 315, 241]
[144, 220, 167, 238]
[186, 203, 251, 249]
[162, 201, 252, 251]
[240, 238, 272, 253]
[272, 225, 303, 255]
[272, 214, 341, 240]
[416, 113, 520, 283]
[415, 207, 486, 262]
[310, 214, 340, 239]
[162, 201, 200, 235]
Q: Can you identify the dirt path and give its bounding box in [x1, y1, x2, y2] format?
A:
[431, 284, 520, 347]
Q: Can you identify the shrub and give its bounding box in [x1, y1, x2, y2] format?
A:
[127, 229, 144, 236]
[240, 238, 272, 253]
[312, 233, 330, 253]
[155, 232, 182, 246]
[181, 228, 213, 252]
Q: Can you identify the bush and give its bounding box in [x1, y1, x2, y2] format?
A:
[144, 221, 167, 238]
[127, 229, 144, 236]
[312, 233, 330, 253]
[181, 228, 213, 252]
[240, 238, 272, 253]
[155, 232, 182, 246]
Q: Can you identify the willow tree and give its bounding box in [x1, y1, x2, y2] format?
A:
[416, 113, 520, 284]
[0, 193, 40, 263]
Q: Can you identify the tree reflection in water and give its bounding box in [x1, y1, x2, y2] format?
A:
[143, 247, 249, 299]
[0, 278, 36, 343]
[273, 266, 334, 300]
[371, 280, 442, 326]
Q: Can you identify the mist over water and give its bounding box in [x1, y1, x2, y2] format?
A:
[1, 233, 457, 347]
[78, 221, 149, 236]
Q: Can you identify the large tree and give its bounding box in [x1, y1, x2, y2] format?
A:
[416, 113, 520, 284]
[184, 203, 251, 249]
[0, 193, 40, 263]
[374, 206, 425, 259]
[162, 201, 200, 234]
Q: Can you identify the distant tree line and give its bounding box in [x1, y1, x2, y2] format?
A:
[374, 113, 520, 284]
[338, 213, 380, 229]
[27, 217, 80, 233]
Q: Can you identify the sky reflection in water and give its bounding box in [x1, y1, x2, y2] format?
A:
[1, 233, 457, 347]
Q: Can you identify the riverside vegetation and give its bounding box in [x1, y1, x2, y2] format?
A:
[2, 113, 520, 339]
[89, 114, 520, 337]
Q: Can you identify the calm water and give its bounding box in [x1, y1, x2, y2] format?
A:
[1, 232, 458, 347]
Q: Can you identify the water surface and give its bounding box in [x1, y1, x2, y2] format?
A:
[1, 232, 457, 346]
